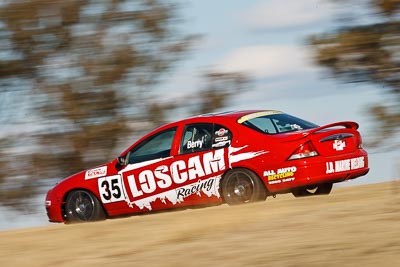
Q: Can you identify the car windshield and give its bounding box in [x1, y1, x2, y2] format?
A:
[240, 113, 318, 134]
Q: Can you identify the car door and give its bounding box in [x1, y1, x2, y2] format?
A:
[118, 123, 233, 212]
[170, 123, 233, 206]
[118, 127, 178, 212]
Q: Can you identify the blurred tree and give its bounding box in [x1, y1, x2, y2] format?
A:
[196, 71, 250, 114]
[0, 0, 250, 209]
[0, 0, 194, 208]
[143, 71, 251, 126]
[310, 0, 400, 147]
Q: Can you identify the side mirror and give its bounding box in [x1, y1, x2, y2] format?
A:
[116, 156, 127, 170]
[116, 151, 131, 169]
[117, 156, 127, 166]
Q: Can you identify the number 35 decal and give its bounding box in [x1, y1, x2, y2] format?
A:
[98, 175, 125, 203]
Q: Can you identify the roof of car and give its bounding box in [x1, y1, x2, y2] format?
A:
[151, 110, 283, 133]
[196, 109, 281, 119]
[122, 110, 283, 155]
[176, 110, 256, 124]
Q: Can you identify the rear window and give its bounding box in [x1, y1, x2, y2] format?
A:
[239, 113, 318, 134]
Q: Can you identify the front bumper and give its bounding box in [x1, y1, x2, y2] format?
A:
[45, 189, 64, 223]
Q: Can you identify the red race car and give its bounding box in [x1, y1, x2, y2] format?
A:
[45, 110, 369, 223]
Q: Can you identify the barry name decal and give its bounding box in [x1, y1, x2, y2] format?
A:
[325, 156, 365, 174]
[187, 136, 207, 149]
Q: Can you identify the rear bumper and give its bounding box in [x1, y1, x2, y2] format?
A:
[264, 152, 369, 192]
[293, 167, 370, 188]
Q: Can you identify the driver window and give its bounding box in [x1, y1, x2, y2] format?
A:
[128, 127, 177, 164]
[181, 124, 213, 154]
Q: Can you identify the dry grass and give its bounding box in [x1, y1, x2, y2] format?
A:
[1, 181, 399, 267]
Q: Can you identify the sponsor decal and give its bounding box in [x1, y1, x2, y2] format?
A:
[215, 128, 228, 137]
[126, 149, 226, 198]
[212, 130, 231, 148]
[212, 140, 231, 148]
[176, 178, 216, 199]
[126, 176, 221, 210]
[113, 146, 267, 210]
[325, 156, 365, 174]
[264, 166, 297, 185]
[85, 166, 107, 180]
[333, 139, 346, 151]
[215, 136, 228, 142]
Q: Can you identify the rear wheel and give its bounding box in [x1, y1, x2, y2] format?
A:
[292, 183, 333, 197]
[221, 168, 267, 205]
[65, 190, 106, 223]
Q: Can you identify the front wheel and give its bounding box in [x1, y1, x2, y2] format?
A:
[292, 183, 333, 197]
[221, 168, 267, 205]
[65, 190, 106, 223]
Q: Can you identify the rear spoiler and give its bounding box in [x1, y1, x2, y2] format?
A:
[308, 121, 359, 135]
[280, 121, 359, 142]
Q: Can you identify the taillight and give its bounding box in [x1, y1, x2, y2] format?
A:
[358, 134, 363, 149]
[288, 141, 318, 160]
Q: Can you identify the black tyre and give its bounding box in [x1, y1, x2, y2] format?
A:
[292, 183, 333, 197]
[221, 168, 267, 205]
[65, 190, 106, 223]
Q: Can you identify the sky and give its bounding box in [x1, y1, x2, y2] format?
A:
[161, 0, 371, 109]
[1, 0, 399, 231]
[160, 0, 398, 184]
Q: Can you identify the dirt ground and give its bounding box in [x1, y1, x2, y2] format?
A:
[1, 181, 399, 267]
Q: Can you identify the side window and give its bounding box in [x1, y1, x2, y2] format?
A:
[181, 124, 213, 154]
[128, 127, 177, 164]
[212, 124, 232, 148]
[180, 123, 233, 154]
[251, 117, 277, 134]
[273, 118, 293, 133]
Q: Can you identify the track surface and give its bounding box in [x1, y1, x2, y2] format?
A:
[1, 181, 399, 267]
